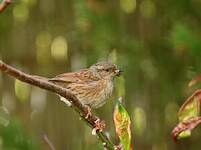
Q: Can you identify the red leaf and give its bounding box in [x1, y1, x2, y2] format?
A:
[113, 98, 131, 150]
[178, 90, 201, 121]
[172, 89, 201, 141]
[172, 116, 201, 141]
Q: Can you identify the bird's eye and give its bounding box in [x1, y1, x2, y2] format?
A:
[105, 69, 110, 72]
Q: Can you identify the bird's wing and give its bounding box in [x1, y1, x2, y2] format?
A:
[49, 69, 99, 84]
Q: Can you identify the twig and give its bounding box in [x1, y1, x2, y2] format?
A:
[43, 133, 56, 150]
[0, 60, 115, 149]
[0, 0, 11, 13]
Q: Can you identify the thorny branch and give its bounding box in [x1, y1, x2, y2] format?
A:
[0, 60, 115, 150]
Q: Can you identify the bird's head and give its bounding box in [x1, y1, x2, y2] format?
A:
[90, 61, 122, 79]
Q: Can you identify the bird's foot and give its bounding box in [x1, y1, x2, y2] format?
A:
[92, 118, 105, 135]
[85, 105, 92, 119]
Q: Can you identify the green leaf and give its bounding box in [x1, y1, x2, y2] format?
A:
[113, 98, 131, 150]
[172, 116, 201, 140]
[178, 90, 201, 122]
[178, 130, 191, 139]
[172, 90, 201, 141]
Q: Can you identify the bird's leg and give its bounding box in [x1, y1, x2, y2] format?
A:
[84, 105, 92, 119]
[92, 118, 106, 135]
[83, 105, 105, 135]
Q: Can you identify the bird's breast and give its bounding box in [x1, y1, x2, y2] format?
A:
[68, 79, 114, 109]
[89, 79, 114, 108]
[103, 79, 114, 98]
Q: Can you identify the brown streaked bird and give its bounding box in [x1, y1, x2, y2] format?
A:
[49, 61, 122, 109]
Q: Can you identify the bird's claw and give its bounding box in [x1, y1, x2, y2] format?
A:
[92, 118, 105, 135]
[83, 105, 105, 135]
[85, 105, 92, 119]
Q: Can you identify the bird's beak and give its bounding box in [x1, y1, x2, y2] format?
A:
[115, 69, 123, 76]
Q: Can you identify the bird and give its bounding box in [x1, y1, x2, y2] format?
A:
[47, 61, 122, 133]
[48, 61, 122, 109]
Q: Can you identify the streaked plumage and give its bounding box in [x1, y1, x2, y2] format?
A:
[49, 61, 121, 108]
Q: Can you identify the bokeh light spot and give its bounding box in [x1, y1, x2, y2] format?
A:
[30, 87, 47, 113]
[51, 36, 68, 61]
[2, 92, 16, 113]
[140, 59, 158, 80]
[116, 76, 126, 97]
[120, 0, 136, 14]
[109, 49, 117, 64]
[140, 0, 156, 18]
[36, 31, 52, 65]
[22, 0, 37, 7]
[133, 107, 147, 136]
[36, 31, 51, 49]
[0, 107, 10, 127]
[13, 3, 29, 22]
[14, 79, 31, 102]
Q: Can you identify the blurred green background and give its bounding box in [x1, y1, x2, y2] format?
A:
[1, 0, 201, 149]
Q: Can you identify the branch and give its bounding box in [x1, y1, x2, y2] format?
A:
[0, 60, 115, 149]
[0, 0, 11, 13]
[43, 133, 56, 150]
